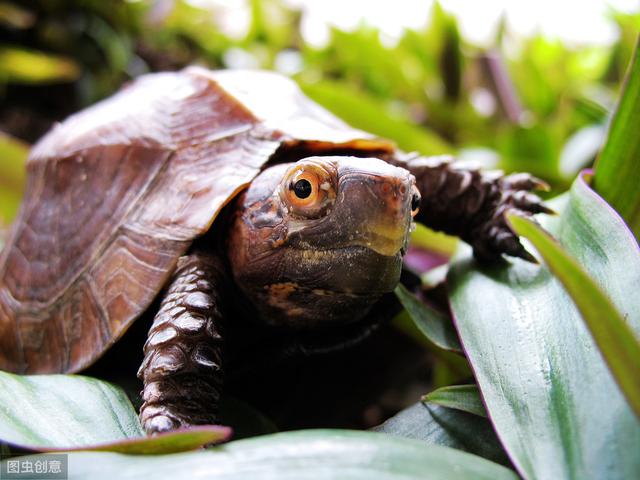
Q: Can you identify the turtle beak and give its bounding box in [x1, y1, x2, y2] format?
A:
[336, 160, 415, 257]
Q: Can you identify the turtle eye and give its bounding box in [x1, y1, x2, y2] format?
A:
[287, 171, 319, 208]
[282, 164, 335, 218]
[410, 185, 421, 217]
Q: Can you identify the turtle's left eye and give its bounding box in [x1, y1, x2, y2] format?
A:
[410, 185, 421, 217]
[282, 165, 335, 218]
[287, 171, 319, 208]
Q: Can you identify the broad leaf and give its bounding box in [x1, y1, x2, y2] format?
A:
[372, 403, 506, 466]
[410, 223, 458, 260]
[68, 427, 231, 455]
[448, 174, 640, 479]
[395, 284, 461, 352]
[507, 211, 640, 415]
[423, 384, 487, 417]
[16, 430, 519, 480]
[593, 35, 640, 238]
[0, 371, 229, 453]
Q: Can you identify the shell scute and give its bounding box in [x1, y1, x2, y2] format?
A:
[0, 68, 393, 373]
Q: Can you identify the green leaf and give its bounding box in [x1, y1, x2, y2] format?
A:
[395, 284, 461, 352]
[593, 35, 640, 238]
[0, 371, 229, 453]
[411, 223, 458, 258]
[299, 80, 452, 155]
[0, 132, 28, 223]
[448, 174, 640, 479]
[423, 385, 487, 418]
[372, 403, 506, 466]
[68, 427, 230, 455]
[0, 47, 80, 84]
[15, 430, 519, 480]
[496, 123, 561, 183]
[244, 0, 294, 53]
[438, 13, 463, 102]
[507, 211, 640, 416]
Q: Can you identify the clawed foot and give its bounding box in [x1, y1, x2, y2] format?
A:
[472, 173, 553, 263]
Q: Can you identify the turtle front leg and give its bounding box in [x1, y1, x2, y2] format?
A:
[391, 154, 552, 262]
[138, 251, 227, 434]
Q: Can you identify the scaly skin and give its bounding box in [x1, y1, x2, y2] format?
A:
[138, 155, 550, 434]
[389, 153, 551, 262]
[138, 251, 226, 434]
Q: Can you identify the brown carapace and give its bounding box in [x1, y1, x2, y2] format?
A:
[0, 67, 550, 434]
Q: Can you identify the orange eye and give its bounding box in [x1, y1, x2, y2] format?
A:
[281, 163, 335, 218]
[287, 171, 319, 207]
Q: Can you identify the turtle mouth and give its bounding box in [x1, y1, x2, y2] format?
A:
[371, 232, 410, 256]
[349, 226, 412, 257]
[286, 244, 404, 296]
[300, 237, 407, 260]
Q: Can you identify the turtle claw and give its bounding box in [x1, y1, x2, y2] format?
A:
[479, 218, 539, 264]
[393, 154, 551, 264]
[503, 172, 550, 192]
[473, 177, 551, 262]
[512, 190, 555, 215]
[510, 245, 538, 264]
[473, 224, 539, 265]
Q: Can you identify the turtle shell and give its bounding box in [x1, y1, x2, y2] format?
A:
[0, 67, 394, 374]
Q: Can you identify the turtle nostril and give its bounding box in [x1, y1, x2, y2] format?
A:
[411, 192, 421, 213]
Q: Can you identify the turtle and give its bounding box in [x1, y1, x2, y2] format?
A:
[0, 67, 550, 435]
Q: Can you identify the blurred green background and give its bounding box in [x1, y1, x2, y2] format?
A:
[1, 0, 639, 228]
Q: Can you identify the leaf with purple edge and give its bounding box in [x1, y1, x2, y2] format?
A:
[448, 172, 640, 479]
[9, 430, 520, 480]
[372, 402, 508, 466]
[72, 426, 231, 454]
[506, 211, 640, 416]
[0, 370, 229, 454]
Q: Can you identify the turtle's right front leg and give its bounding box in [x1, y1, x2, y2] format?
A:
[138, 251, 227, 434]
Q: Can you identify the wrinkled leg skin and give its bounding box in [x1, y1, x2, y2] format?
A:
[138, 251, 226, 434]
[390, 154, 552, 262]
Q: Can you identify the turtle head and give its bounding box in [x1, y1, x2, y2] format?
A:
[227, 156, 419, 329]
